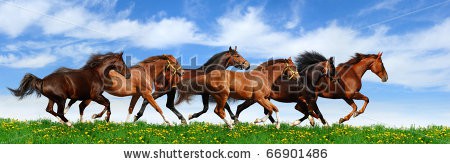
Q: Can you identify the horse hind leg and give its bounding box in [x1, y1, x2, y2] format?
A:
[291, 102, 311, 126]
[45, 99, 62, 123]
[254, 99, 281, 129]
[91, 95, 111, 122]
[235, 100, 256, 124]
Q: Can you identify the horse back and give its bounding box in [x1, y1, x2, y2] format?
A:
[41, 70, 100, 100]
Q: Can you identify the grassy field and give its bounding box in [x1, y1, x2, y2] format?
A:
[0, 118, 448, 144]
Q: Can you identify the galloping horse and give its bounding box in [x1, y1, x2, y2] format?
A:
[267, 52, 388, 124]
[8, 52, 130, 126]
[134, 46, 250, 124]
[176, 58, 300, 129]
[233, 51, 336, 126]
[64, 55, 183, 125]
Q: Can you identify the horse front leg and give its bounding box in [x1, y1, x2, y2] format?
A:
[78, 99, 91, 122]
[235, 100, 256, 123]
[165, 89, 187, 124]
[64, 99, 77, 114]
[339, 98, 357, 124]
[188, 94, 210, 120]
[352, 92, 369, 118]
[211, 93, 233, 129]
[126, 95, 139, 122]
[91, 95, 111, 122]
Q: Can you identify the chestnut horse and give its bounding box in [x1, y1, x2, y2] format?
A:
[8, 52, 130, 126]
[176, 58, 299, 129]
[134, 46, 250, 124]
[233, 51, 336, 126]
[267, 52, 388, 124]
[64, 55, 183, 125]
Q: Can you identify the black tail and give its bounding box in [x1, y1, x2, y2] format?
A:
[8, 73, 43, 100]
[175, 79, 196, 105]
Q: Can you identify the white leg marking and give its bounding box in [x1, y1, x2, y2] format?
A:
[66, 121, 72, 127]
[125, 114, 131, 122]
[64, 106, 70, 114]
[222, 118, 233, 129]
[291, 120, 301, 126]
[79, 115, 84, 123]
[275, 112, 281, 129]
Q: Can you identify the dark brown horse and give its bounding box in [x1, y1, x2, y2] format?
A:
[176, 58, 299, 129]
[63, 55, 183, 125]
[233, 51, 336, 126]
[267, 52, 388, 124]
[8, 52, 130, 126]
[134, 46, 250, 124]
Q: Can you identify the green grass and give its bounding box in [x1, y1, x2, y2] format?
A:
[0, 118, 448, 144]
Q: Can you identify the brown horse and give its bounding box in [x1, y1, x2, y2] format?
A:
[133, 46, 250, 124]
[267, 52, 388, 124]
[8, 52, 130, 126]
[176, 58, 299, 129]
[233, 51, 336, 126]
[64, 55, 183, 125]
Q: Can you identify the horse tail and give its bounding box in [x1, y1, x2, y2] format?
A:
[175, 74, 208, 105]
[8, 73, 43, 100]
[175, 79, 195, 105]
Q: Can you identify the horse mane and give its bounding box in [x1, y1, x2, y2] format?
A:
[80, 52, 120, 70]
[254, 58, 288, 71]
[338, 53, 378, 68]
[53, 67, 77, 73]
[132, 54, 172, 68]
[198, 51, 229, 69]
[295, 51, 327, 72]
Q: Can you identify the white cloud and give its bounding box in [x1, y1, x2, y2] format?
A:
[358, 0, 402, 16]
[284, 0, 304, 29]
[0, 0, 51, 37]
[0, 53, 56, 68]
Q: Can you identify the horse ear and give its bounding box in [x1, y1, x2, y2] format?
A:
[235, 46, 237, 51]
[377, 52, 382, 59]
[119, 51, 124, 57]
[229, 46, 232, 52]
[329, 57, 335, 65]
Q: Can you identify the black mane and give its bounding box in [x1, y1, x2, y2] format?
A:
[295, 51, 327, 72]
[80, 52, 120, 70]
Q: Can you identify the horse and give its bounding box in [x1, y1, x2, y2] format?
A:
[267, 52, 388, 124]
[133, 46, 250, 124]
[175, 58, 300, 129]
[233, 51, 336, 126]
[7, 52, 130, 126]
[63, 55, 183, 125]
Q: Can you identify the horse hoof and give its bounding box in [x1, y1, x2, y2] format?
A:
[167, 122, 174, 126]
[254, 119, 260, 124]
[181, 119, 188, 125]
[188, 114, 193, 120]
[234, 119, 240, 124]
[339, 118, 345, 124]
[276, 123, 281, 129]
[66, 122, 73, 127]
[227, 124, 234, 130]
[91, 114, 98, 119]
[310, 120, 315, 127]
[291, 120, 301, 126]
[353, 112, 361, 118]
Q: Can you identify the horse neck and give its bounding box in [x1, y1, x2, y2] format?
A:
[199, 55, 230, 72]
[141, 61, 165, 83]
[350, 58, 375, 79]
[262, 64, 286, 84]
[93, 62, 116, 79]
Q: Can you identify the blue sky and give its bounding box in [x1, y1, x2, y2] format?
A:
[0, 0, 449, 126]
